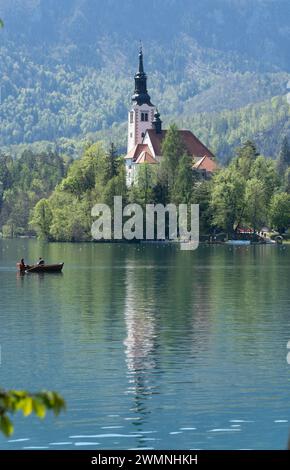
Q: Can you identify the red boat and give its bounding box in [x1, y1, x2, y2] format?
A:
[17, 263, 64, 273]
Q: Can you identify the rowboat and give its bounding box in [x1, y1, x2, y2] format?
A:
[17, 263, 64, 273]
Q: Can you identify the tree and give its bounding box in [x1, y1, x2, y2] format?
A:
[244, 178, 267, 231]
[276, 137, 290, 177]
[235, 140, 259, 179]
[159, 124, 186, 199]
[103, 143, 119, 180]
[0, 150, 67, 237]
[171, 154, 194, 205]
[269, 192, 290, 233]
[249, 155, 280, 205]
[30, 199, 53, 240]
[192, 180, 213, 235]
[129, 163, 157, 206]
[0, 389, 65, 437]
[211, 165, 245, 236]
[284, 167, 290, 193]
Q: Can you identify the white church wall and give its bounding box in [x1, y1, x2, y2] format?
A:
[127, 104, 155, 152]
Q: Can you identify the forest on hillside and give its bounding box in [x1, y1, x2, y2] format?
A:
[0, 0, 290, 160]
[2, 130, 290, 241]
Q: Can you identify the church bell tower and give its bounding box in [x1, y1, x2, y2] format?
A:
[127, 47, 156, 153]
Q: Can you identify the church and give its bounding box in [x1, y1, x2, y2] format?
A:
[124, 47, 217, 186]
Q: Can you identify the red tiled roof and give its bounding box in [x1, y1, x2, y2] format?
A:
[136, 151, 158, 164]
[193, 155, 218, 172]
[125, 144, 150, 161]
[146, 129, 215, 160]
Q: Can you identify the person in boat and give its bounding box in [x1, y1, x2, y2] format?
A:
[37, 257, 45, 266]
[19, 258, 26, 270]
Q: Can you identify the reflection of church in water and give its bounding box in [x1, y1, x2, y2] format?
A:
[122, 252, 212, 426]
[123, 262, 158, 420]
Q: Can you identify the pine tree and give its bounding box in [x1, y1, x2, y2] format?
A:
[171, 154, 194, 205]
[105, 142, 119, 180]
[159, 124, 186, 200]
[276, 137, 290, 176]
[235, 140, 259, 179]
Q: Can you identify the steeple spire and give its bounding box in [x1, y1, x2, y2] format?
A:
[132, 45, 153, 106]
[138, 42, 144, 74]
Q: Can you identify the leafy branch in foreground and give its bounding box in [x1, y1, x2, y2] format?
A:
[0, 389, 65, 437]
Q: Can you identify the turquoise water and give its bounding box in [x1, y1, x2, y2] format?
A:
[0, 240, 290, 450]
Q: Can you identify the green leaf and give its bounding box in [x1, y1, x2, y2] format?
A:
[22, 397, 33, 417]
[0, 19, 3, 28]
[32, 398, 46, 419]
[0, 415, 14, 437]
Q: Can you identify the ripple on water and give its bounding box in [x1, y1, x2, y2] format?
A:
[101, 426, 124, 429]
[23, 446, 49, 449]
[49, 442, 73, 446]
[74, 442, 100, 446]
[69, 433, 143, 438]
[180, 427, 197, 431]
[230, 420, 253, 423]
[138, 431, 157, 434]
[8, 438, 30, 443]
[208, 429, 241, 432]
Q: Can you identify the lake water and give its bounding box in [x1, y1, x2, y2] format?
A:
[0, 239, 290, 450]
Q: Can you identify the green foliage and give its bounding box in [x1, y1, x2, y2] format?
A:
[244, 178, 267, 232]
[171, 154, 195, 205]
[30, 199, 53, 240]
[129, 164, 157, 206]
[159, 124, 186, 199]
[31, 141, 127, 241]
[211, 165, 245, 235]
[178, 96, 290, 163]
[210, 141, 281, 235]
[269, 192, 290, 234]
[192, 180, 213, 235]
[283, 167, 290, 193]
[0, 150, 68, 236]
[0, 389, 65, 437]
[1, 134, 287, 240]
[276, 137, 290, 177]
[1, 1, 290, 163]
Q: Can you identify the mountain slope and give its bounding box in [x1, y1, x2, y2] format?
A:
[0, 0, 290, 157]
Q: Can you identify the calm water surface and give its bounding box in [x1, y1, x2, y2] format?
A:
[0, 240, 290, 450]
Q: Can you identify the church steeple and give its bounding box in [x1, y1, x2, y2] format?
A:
[138, 45, 144, 74]
[132, 46, 153, 106]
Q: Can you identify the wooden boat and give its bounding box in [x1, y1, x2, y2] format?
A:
[17, 263, 64, 273]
